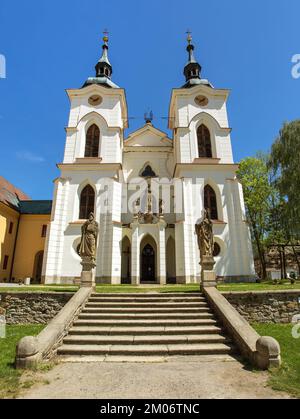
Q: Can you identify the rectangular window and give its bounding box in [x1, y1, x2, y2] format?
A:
[9, 222, 13, 234]
[3, 255, 9, 270]
[41, 224, 47, 237]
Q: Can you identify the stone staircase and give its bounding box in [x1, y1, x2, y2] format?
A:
[57, 292, 236, 361]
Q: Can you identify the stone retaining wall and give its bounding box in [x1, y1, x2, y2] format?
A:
[1, 290, 300, 325]
[222, 291, 300, 323]
[0, 292, 73, 324]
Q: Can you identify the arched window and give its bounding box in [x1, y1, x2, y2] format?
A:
[204, 185, 218, 220]
[85, 124, 100, 157]
[79, 185, 95, 219]
[197, 124, 212, 158]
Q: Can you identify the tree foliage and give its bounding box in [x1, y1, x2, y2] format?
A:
[237, 157, 273, 279]
[269, 120, 300, 239]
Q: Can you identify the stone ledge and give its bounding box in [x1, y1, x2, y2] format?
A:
[15, 287, 92, 369]
[204, 287, 281, 370]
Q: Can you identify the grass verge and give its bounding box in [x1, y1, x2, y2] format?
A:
[1, 282, 300, 293]
[252, 323, 300, 398]
[0, 324, 44, 398]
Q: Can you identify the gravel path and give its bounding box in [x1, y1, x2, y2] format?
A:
[19, 356, 290, 399]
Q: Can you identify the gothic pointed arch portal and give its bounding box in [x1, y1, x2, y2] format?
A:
[204, 184, 218, 220]
[33, 251, 44, 284]
[140, 235, 157, 283]
[166, 236, 176, 284]
[197, 124, 212, 158]
[79, 185, 95, 219]
[85, 124, 100, 157]
[121, 236, 131, 284]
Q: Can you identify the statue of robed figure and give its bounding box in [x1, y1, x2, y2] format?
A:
[195, 208, 214, 259]
[79, 213, 99, 288]
[79, 212, 99, 263]
[195, 208, 217, 288]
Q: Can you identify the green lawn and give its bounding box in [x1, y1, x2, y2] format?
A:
[252, 323, 300, 398]
[218, 281, 300, 292]
[0, 324, 44, 399]
[1, 282, 300, 293]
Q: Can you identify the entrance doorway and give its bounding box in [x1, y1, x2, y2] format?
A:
[140, 235, 157, 283]
[121, 236, 131, 284]
[141, 244, 155, 282]
[33, 251, 44, 283]
[166, 236, 176, 283]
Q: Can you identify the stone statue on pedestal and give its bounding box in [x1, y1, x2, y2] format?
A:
[79, 212, 99, 287]
[195, 208, 216, 289]
[195, 208, 214, 258]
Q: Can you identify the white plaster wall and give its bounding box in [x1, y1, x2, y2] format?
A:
[173, 86, 233, 164]
[176, 166, 255, 279]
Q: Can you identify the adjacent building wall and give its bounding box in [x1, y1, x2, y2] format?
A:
[0, 203, 20, 281]
[12, 214, 50, 281]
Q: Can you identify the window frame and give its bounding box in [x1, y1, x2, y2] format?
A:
[84, 124, 100, 158]
[197, 124, 212, 158]
[204, 185, 218, 220]
[8, 222, 13, 234]
[3, 255, 9, 270]
[79, 185, 95, 220]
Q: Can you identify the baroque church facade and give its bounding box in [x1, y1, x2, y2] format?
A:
[42, 34, 256, 285]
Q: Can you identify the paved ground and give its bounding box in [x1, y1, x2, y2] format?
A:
[19, 356, 291, 399]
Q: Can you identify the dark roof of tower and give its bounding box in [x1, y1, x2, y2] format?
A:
[82, 34, 119, 89]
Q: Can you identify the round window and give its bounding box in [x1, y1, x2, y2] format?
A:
[195, 95, 209, 107]
[213, 242, 221, 257]
[88, 95, 103, 106]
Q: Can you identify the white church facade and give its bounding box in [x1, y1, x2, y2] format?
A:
[42, 34, 256, 285]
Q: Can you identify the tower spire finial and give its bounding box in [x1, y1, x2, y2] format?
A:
[186, 29, 192, 45]
[103, 28, 109, 44]
[95, 28, 112, 79]
[183, 30, 202, 84]
[82, 30, 120, 89]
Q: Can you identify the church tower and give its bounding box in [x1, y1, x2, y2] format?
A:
[168, 34, 255, 282]
[42, 34, 128, 284]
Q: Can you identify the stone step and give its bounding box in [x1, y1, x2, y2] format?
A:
[91, 293, 203, 298]
[82, 307, 211, 314]
[63, 334, 229, 346]
[73, 318, 218, 327]
[85, 302, 209, 309]
[59, 354, 237, 363]
[88, 297, 206, 303]
[78, 312, 214, 320]
[69, 325, 223, 336]
[57, 343, 234, 356]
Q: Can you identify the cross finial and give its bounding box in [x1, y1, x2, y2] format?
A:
[103, 28, 109, 43]
[186, 29, 192, 44]
[144, 110, 154, 124]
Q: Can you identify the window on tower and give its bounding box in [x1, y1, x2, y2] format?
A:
[85, 124, 100, 158]
[79, 185, 95, 219]
[204, 185, 218, 220]
[197, 124, 212, 158]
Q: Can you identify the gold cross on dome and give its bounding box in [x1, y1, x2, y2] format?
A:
[186, 29, 192, 44]
[103, 29, 109, 42]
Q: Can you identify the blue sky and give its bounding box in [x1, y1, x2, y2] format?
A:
[0, 0, 299, 199]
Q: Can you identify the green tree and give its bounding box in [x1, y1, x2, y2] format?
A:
[237, 157, 273, 279]
[269, 120, 300, 239]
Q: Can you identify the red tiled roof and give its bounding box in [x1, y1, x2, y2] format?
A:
[0, 176, 31, 209]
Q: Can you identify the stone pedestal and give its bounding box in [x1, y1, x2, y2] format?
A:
[80, 257, 96, 290]
[200, 255, 217, 291]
